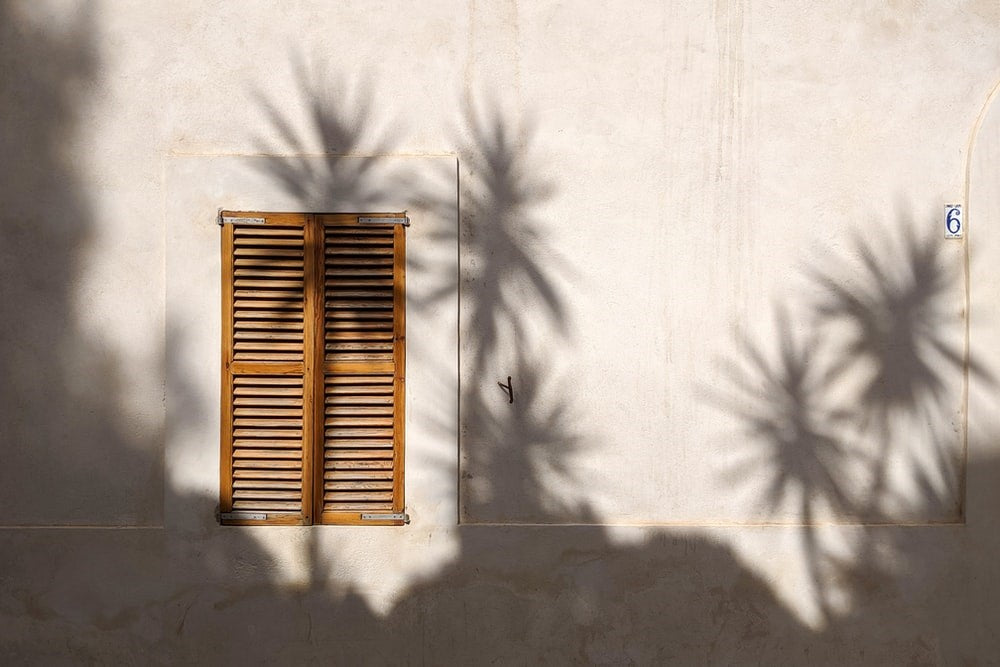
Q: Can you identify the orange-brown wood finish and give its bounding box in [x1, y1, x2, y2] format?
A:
[316, 214, 406, 526]
[221, 212, 406, 526]
[220, 223, 235, 515]
[220, 214, 310, 526]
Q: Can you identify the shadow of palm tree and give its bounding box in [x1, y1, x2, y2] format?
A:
[807, 220, 986, 516]
[716, 306, 854, 517]
[417, 98, 569, 364]
[253, 56, 402, 209]
[460, 347, 590, 523]
[440, 98, 584, 522]
[710, 305, 856, 619]
[710, 211, 991, 621]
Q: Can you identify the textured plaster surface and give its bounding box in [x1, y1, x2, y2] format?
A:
[2, 0, 1000, 662]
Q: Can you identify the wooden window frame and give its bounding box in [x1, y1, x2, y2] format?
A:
[219, 211, 406, 526]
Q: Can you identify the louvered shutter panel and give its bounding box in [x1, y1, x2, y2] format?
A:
[220, 213, 317, 525]
[316, 214, 405, 525]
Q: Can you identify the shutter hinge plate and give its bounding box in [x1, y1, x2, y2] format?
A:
[220, 215, 267, 226]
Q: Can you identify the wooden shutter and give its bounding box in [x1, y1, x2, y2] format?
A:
[220, 213, 317, 525]
[316, 214, 405, 525]
[220, 212, 405, 526]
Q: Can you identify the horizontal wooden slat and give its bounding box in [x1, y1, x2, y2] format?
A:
[232, 500, 302, 511]
[234, 376, 302, 385]
[234, 386, 302, 397]
[324, 439, 394, 449]
[234, 418, 302, 428]
[326, 395, 393, 405]
[322, 503, 394, 512]
[233, 353, 302, 362]
[325, 331, 394, 341]
[325, 417, 393, 427]
[325, 321, 393, 331]
[235, 322, 304, 331]
[236, 269, 304, 278]
[233, 480, 302, 490]
[233, 489, 301, 500]
[326, 342, 393, 351]
[236, 248, 304, 258]
[326, 257, 392, 266]
[324, 425, 393, 435]
[235, 335, 303, 345]
[234, 237, 303, 247]
[232, 446, 302, 456]
[326, 223, 394, 232]
[230, 361, 305, 376]
[234, 459, 302, 469]
[327, 288, 393, 296]
[234, 407, 302, 416]
[233, 226, 303, 236]
[326, 300, 391, 310]
[326, 269, 394, 278]
[325, 459, 393, 469]
[324, 449, 395, 459]
[325, 239, 393, 246]
[325, 279, 394, 287]
[235, 258, 304, 268]
[323, 491, 393, 501]
[325, 318, 392, 326]
[326, 406, 393, 415]
[324, 470, 394, 480]
[234, 290, 304, 299]
[234, 428, 304, 438]
[234, 469, 301, 479]
[235, 300, 303, 310]
[234, 278, 303, 289]
[234, 397, 303, 406]
[234, 342, 302, 352]
[324, 480, 393, 491]
[324, 361, 395, 374]
[327, 250, 393, 258]
[325, 378, 391, 388]
[234, 310, 304, 320]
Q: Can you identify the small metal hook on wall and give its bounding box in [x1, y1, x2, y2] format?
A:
[498, 376, 514, 404]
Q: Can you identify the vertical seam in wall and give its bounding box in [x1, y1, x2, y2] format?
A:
[960, 76, 1000, 521]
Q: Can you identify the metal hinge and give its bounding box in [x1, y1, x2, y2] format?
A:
[361, 512, 410, 523]
[219, 214, 266, 226]
[358, 216, 409, 227]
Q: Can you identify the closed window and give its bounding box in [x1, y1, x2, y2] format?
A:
[219, 212, 406, 525]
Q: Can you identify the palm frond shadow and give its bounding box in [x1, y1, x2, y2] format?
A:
[806, 221, 986, 514]
[253, 57, 403, 209]
[417, 98, 570, 367]
[709, 214, 992, 620]
[710, 307, 854, 518]
[459, 347, 591, 523]
[442, 99, 585, 522]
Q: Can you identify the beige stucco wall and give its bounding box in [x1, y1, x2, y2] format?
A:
[3, 1, 1000, 662]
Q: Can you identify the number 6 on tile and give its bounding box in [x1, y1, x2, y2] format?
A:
[945, 204, 963, 239]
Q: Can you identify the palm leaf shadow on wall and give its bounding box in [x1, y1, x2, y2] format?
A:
[708, 214, 993, 623]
